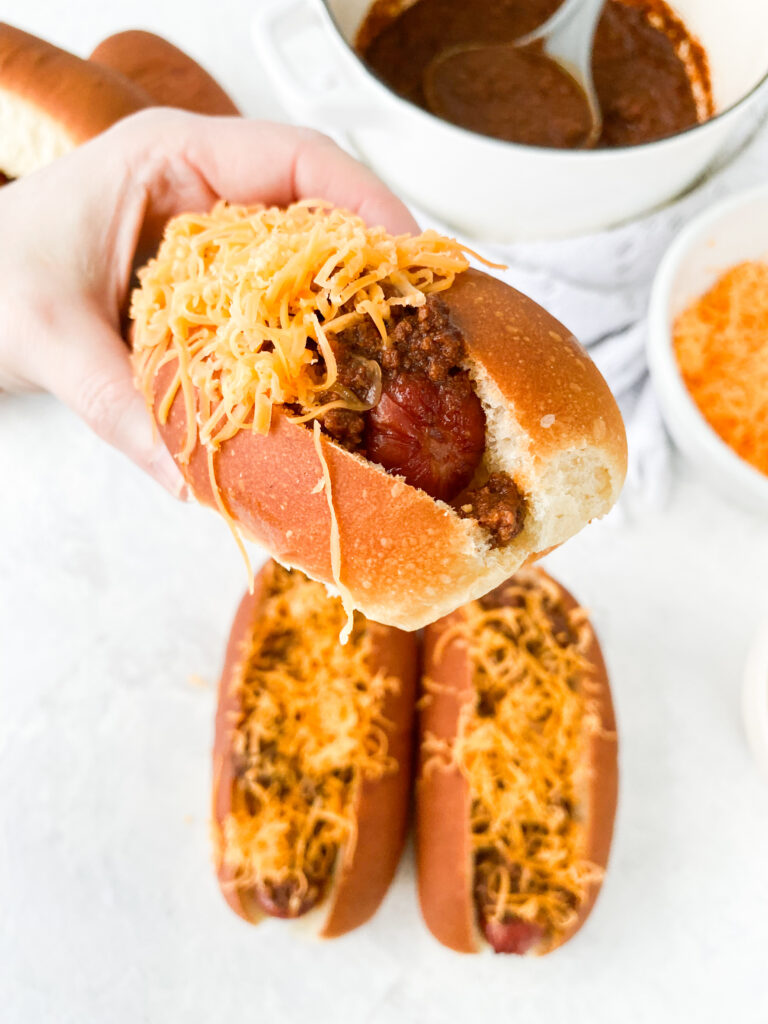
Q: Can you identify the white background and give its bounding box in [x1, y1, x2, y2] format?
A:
[1, 3, 768, 1022]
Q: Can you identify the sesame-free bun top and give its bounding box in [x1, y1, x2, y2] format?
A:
[0, 23, 151, 178]
[90, 30, 240, 116]
[131, 205, 626, 631]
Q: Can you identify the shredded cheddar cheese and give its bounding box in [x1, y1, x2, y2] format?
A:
[673, 260, 768, 476]
[130, 199, 479, 458]
[423, 569, 603, 943]
[217, 564, 398, 916]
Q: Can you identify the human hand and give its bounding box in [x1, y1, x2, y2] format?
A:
[0, 109, 418, 495]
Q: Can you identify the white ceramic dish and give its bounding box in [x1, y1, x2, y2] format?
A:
[252, 0, 768, 242]
[647, 183, 768, 513]
[743, 615, 768, 783]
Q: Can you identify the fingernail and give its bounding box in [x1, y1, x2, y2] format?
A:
[149, 442, 188, 500]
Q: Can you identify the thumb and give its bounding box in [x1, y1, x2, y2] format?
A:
[34, 311, 187, 498]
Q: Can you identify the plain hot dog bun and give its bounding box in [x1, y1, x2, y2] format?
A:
[417, 568, 618, 955]
[0, 22, 150, 178]
[90, 30, 240, 115]
[212, 560, 417, 936]
[131, 203, 627, 632]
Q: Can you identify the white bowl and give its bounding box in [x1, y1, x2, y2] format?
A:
[743, 616, 768, 783]
[253, 0, 768, 242]
[647, 183, 768, 513]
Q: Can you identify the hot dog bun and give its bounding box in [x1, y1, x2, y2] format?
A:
[131, 204, 626, 631]
[212, 560, 417, 936]
[90, 30, 240, 115]
[417, 568, 618, 954]
[0, 22, 150, 178]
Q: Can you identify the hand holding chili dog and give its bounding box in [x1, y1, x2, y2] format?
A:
[131, 197, 626, 629]
[0, 109, 418, 494]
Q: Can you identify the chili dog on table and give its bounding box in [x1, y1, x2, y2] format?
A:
[131, 202, 627, 630]
[213, 560, 417, 933]
[417, 568, 618, 954]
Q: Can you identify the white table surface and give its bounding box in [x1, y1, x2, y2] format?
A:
[2, 3, 768, 1022]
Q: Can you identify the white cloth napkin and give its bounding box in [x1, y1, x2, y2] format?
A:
[409, 100, 768, 510]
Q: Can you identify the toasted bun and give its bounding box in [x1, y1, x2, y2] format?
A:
[320, 615, 417, 937]
[212, 561, 417, 936]
[552, 577, 617, 953]
[417, 569, 618, 954]
[90, 30, 239, 115]
[212, 573, 269, 926]
[143, 267, 626, 631]
[416, 608, 476, 952]
[0, 23, 150, 178]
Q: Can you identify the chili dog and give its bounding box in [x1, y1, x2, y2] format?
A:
[212, 560, 417, 934]
[0, 22, 151, 181]
[90, 30, 240, 115]
[130, 202, 627, 631]
[417, 568, 618, 954]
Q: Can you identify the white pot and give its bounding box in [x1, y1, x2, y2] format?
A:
[252, 0, 768, 243]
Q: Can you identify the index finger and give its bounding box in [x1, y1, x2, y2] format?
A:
[120, 109, 420, 236]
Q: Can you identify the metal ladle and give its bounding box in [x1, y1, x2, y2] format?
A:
[425, 0, 605, 148]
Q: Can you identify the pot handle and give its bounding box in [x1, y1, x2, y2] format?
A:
[251, 0, 378, 131]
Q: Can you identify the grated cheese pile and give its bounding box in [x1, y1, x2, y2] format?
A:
[130, 199, 476, 464]
[424, 569, 603, 942]
[673, 260, 768, 477]
[218, 564, 399, 916]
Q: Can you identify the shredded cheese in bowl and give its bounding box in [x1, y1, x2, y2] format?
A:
[673, 260, 768, 477]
